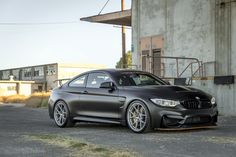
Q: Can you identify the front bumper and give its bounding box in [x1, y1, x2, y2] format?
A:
[147, 100, 218, 129]
[161, 113, 218, 128]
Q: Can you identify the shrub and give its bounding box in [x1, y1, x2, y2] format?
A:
[25, 92, 50, 108]
[0, 97, 4, 103]
[0, 95, 28, 103]
[0, 92, 50, 108]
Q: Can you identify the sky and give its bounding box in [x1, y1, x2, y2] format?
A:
[0, 0, 132, 70]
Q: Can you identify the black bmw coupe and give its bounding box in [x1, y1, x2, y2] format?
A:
[48, 69, 218, 133]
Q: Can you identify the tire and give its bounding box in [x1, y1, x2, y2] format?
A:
[53, 101, 75, 127]
[126, 100, 151, 133]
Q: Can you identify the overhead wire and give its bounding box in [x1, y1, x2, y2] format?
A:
[98, 0, 110, 15]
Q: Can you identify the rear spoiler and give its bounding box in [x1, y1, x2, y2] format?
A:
[53, 78, 71, 86]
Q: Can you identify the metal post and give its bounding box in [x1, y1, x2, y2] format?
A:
[198, 61, 201, 77]
[191, 63, 193, 76]
[121, 0, 126, 68]
[176, 58, 179, 78]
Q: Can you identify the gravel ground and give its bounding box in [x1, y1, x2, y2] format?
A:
[0, 103, 236, 157]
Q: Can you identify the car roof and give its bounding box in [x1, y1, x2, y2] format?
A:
[86, 69, 146, 74]
[68, 69, 147, 84]
[66, 69, 165, 87]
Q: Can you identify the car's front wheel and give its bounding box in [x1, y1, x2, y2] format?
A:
[126, 100, 151, 133]
[53, 101, 75, 127]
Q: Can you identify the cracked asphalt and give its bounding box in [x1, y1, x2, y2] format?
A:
[0, 103, 236, 157]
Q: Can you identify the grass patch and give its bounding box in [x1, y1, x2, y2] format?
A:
[0, 97, 4, 103]
[0, 92, 50, 107]
[70, 142, 88, 148]
[0, 95, 28, 103]
[0, 92, 50, 108]
[25, 134, 138, 157]
[25, 92, 50, 108]
[92, 147, 109, 152]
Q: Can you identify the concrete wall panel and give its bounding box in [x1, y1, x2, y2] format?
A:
[132, 0, 236, 115]
[169, 0, 215, 62]
[231, 2, 236, 74]
[133, 0, 216, 76]
[192, 80, 236, 116]
[215, 0, 232, 75]
[139, 0, 166, 37]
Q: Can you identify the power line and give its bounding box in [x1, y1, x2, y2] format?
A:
[0, 21, 79, 25]
[98, 0, 110, 15]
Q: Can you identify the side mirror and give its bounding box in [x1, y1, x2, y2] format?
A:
[100, 81, 116, 90]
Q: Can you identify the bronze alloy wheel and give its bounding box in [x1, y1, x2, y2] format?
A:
[127, 101, 150, 133]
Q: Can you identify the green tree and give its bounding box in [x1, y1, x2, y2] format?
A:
[116, 51, 132, 69]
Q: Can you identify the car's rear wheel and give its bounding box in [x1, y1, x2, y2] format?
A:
[53, 101, 75, 127]
[126, 100, 151, 133]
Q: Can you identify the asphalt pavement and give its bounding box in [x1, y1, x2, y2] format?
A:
[0, 103, 236, 157]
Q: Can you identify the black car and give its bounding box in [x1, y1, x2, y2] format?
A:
[48, 69, 218, 133]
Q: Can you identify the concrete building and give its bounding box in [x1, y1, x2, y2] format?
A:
[81, 0, 236, 115]
[0, 63, 106, 93]
[131, 0, 236, 115]
[0, 80, 34, 96]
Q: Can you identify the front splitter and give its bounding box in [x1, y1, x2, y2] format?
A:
[156, 125, 217, 131]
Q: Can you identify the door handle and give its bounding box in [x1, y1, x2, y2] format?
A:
[81, 91, 88, 94]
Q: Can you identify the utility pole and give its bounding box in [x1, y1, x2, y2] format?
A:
[121, 0, 126, 69]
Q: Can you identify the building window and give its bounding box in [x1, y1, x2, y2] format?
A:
[23, 68, 32, 78]
[34, 67, 44, 77]
[12, 69, 20, 80]
[38, 85, 43, 92]
[47, 65, 56, 76]
[2, 71, 10, 80]
[24, 71, 31, 77]
[34, 71, 39, 76]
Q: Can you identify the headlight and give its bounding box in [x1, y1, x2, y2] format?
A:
[211, 97, 216, 105]
[150, 98, 180, 107]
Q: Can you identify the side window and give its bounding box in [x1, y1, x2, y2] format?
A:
[69, 75, 87, 87]
[86, 73, 111, 88]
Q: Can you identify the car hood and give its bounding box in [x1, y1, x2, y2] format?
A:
[122, 85, 211, 100]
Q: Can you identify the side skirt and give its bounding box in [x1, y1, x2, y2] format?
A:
[73, 116, 121, 124]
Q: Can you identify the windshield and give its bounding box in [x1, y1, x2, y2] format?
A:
[115, 72, 166, 86]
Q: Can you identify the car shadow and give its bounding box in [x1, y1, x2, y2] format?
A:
[69, 122, 218, 134]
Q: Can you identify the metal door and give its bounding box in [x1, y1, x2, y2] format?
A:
[152, 49, 162, 76]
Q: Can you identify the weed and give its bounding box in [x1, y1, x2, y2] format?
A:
[26, 134, 138, 157]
